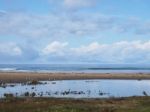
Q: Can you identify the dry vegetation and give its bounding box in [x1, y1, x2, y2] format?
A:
[0, 97, 150, 112]
[1, 72, 150, 83]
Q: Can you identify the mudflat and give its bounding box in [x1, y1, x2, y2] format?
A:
[0, 72, 150, 83]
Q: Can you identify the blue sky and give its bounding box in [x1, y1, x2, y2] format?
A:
[0, 0, 150, 64]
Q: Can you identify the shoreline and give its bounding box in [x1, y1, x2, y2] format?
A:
[1, 72, 150, 83]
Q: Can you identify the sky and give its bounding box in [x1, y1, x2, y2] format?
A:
[0, 0, 150, 64]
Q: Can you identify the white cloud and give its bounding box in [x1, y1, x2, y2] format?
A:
[1, 40, 150, 63]
[71, 42, 105, 55]
[0, 42, 40, 63]
[0, 12, 150, 41]
[49, 0, 97, 10]
[40, 40, 150, 63]
[64, 0, 96, 9]
[71, 40, 150, 63]
[0, 12, 115, 39]
[0, 43, 22, 56]
[42, 41, 68, 55]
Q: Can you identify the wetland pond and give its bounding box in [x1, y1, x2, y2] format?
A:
[0, 80, 150, 98]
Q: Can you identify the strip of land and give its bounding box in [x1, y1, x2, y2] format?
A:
[0, 97, 150, 112]
[0, 72, 150, 83]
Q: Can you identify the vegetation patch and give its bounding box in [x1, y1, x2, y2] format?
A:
[0, 97, 150, 112]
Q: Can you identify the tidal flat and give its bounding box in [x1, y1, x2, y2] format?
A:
[1, 72, 150, 112]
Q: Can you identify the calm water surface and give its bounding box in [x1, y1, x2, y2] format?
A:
[0, 80, 150, 98]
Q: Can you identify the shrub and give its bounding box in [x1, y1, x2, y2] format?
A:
[4, 93, 14, 98]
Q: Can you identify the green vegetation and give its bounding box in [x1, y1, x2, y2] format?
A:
[26, 80, 43, 85]
[3, 93, 14, 99]
[0, 97, 150, 112]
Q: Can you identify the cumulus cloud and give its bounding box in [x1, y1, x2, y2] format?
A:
[42, 41, 68, 55]
[0, 42, 23, 63]
[40, 40, 150, 63]
[0, 42, 40, 63]
[73, 41, 150, 63]
[1, 40, 150, 63]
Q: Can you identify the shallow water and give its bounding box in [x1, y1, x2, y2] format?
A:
[0, 80, 150, 98]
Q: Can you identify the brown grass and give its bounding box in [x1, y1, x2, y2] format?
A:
[0, 97, 150, 112]
[0, 72, 150, 83]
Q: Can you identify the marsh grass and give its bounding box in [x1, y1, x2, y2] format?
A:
[0, 97, 150, 112]
[27, 80, 43, 85]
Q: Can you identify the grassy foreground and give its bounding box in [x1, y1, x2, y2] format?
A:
[0, 97, 150, 112]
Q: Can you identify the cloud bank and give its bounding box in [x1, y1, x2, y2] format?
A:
[0, 12, 150, 41]
[1, 41, 150, 63]
[0, 0, 150, 64]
